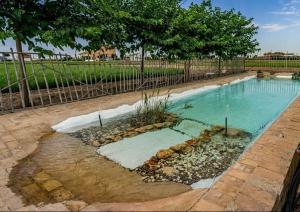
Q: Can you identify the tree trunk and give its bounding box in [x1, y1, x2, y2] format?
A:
[188, 59, 191, 81]
[184, 59, 191, 82]
[218, 56, 221, 76]
[16, 38, 30, 107]
[141, 45, 145, 85]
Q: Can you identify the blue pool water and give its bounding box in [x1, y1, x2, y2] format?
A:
[169, 78, 300, 137]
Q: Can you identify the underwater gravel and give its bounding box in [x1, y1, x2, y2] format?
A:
[136, 134, 251, 185]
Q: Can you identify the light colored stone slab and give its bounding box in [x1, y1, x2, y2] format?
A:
[97, 128, 191, 169]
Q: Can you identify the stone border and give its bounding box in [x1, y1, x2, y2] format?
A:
[0, 72, 298, 211]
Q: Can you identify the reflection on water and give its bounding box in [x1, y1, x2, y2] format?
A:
[9, 133, 190, 205]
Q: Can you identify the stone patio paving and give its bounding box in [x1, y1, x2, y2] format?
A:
[0, 72, 299, 211]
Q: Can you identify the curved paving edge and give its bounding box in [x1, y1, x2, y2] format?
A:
[0, 72, 298, 211]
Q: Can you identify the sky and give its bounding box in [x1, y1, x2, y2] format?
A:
[183, 0, 300, 55]
[1, 0, 300, 55]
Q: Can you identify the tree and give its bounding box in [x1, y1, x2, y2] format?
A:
[161, 1, 213, 60]
[206, 6, 259, 72]
[0, 0, 88, 106]
[116, 0, 182, 84]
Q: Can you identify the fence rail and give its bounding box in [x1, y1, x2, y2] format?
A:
[0, 51, 245, 114]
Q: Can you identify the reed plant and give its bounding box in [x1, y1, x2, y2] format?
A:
[131, 90, 171, 127]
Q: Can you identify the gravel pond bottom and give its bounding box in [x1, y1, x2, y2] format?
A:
[8, 133, 190, 206]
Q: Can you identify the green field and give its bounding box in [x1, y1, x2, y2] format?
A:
[0, 61, 184, 92]
[0, 59, 263, 93]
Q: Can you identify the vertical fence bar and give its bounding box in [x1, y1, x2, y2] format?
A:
[65, 54, 79, 100]
[10, 50, 25, 108]
[74, 54, 84, 99]
[49, 55, 63, 104]
[59, 53, 73, 101]
[91, 59, 98, 96]
[29, 54, 44, 105]
[39, 60, 52, 105]
[3, 54, 14, 111]
[83, 62, 90, 98]
[54, 54, 68, 102]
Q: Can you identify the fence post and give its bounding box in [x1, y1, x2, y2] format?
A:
[218, 57, 222, 75]
[13, 44, 31, 107]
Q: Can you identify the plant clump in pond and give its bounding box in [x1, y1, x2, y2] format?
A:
[292, 72, 300, 80]
[70, 90, 181, 147]
[130, 90, 172, 128]
[182, 103, 193, 109]
[135, 126, 251, 185]
[257, 70, 264, 78]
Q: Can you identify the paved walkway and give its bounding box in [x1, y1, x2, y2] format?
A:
[0, 73, 299, 211]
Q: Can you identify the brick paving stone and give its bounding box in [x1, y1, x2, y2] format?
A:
[213, 181, 242, 198]
[253, 167, 285, 183]
[235, 193, 271, 211]
[202, 188, 235, 208]
[247, 174, 283, 195]
[227, 166, 251, 181]
[190, 199, 224, 211]
[240, 183, 277, 208]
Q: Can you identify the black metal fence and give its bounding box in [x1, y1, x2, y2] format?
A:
[0, 50, 245, 114]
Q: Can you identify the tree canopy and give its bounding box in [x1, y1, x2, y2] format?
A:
[0, 0, 90, 53]
[0, 0, 259, 58]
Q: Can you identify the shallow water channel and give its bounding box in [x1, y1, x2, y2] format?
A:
[9, 133, 190, 205]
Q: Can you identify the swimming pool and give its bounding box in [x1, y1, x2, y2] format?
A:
[169, 78, 300, 137]
[97, 78, 300, 172]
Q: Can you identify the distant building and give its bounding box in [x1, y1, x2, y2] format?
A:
[262, 52, 299, 60]
[80, 47, 117, 61]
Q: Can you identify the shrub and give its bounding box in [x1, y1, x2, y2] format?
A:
[131, 90, 171, 127]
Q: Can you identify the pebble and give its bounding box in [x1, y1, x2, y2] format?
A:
[136, 134, 251, 185]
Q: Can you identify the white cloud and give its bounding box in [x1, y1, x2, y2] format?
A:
[271, 0, 300, 16]
[260, 21, 300, 32]
[260, 23, 289, 32]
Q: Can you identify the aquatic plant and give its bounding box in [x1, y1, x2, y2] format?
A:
[183, 103, 193, 109]
[257, 70, 264, 78]
[131, 90, 171, 127]
[292, 72, 300, 80]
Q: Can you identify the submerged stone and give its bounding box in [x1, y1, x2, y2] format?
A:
[156, 149, 174, 159]
[50, 188, 73, 202]
[42, 180, 63, 192]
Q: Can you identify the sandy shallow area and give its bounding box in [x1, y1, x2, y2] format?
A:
[8, 133, 190, 206]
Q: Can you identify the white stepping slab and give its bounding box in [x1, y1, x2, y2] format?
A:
[97, 128, 191, 169]
[173, 119, 210, 138]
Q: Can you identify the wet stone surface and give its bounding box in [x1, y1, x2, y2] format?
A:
[136, 133, 252, 185]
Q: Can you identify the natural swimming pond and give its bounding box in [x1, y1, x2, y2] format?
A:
[9, 77, 300, 205]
